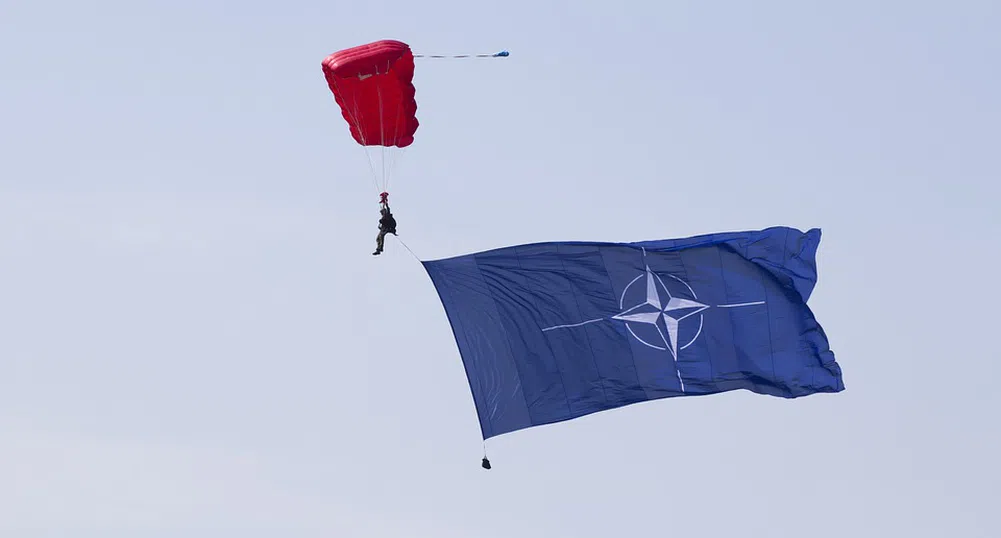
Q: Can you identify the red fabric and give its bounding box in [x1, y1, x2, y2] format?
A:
[322, 40, 419, 148]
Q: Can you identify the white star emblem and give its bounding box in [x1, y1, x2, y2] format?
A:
[539, 247, 766, 392]
[612, 266, 709, 359]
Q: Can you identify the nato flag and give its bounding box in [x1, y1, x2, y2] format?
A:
[422, 227, 843, 439]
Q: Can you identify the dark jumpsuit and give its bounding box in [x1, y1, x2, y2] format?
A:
[374, 208, 397, 254]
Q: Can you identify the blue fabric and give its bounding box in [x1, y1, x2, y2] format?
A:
[422, 227, 843, 439]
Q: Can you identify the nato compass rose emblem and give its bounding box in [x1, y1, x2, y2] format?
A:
[541, 248, 765, 391]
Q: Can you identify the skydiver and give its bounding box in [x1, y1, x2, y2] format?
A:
[373, 205, 397, 255]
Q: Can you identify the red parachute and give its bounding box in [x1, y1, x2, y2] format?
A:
[322, 39, 418, 198]
[322, 40, 418, 148]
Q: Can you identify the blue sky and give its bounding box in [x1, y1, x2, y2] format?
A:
[2, 1, 999, 536]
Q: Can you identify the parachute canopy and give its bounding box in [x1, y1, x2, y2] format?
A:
[322, 40, 419, 148]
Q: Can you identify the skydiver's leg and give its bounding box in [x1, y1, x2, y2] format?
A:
[374, 229, 385, 254]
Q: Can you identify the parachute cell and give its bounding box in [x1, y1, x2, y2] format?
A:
[322, 40, 419, 148]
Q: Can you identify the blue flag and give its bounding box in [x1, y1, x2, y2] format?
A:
[422, 227, 843, 439]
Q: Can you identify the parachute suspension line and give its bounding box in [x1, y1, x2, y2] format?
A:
[377, 84, 387, 192]
[364, 76, 409, 197]
[385, 146, 406, 193]
[384, 85, 406, 194]
[414, 50, 510, 59]
[329, 86, 381, 194]
[339, 80, 391, 196]
[356, 118, 381, 194]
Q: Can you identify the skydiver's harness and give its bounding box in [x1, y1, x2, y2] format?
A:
[378, 192, 397, 234]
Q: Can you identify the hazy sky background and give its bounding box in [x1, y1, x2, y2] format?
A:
[2, 1, 999, 536]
